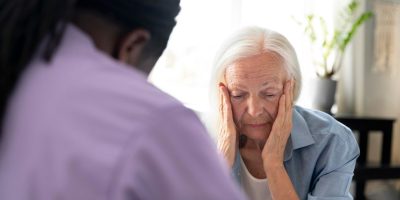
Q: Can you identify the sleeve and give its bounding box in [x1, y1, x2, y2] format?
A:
[307, 126, 360, 200]
[115, 106, 246, 200]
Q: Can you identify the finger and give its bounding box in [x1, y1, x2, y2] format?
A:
[290, 79, 294, 106]
[220, 84, 239, 141]
[219, 83, 234, 124]
[272, 94, 286, 131]
[284, 80, 291, 111]
[283, 79, 294, 133]
[220, 83, 231, 107]
[289, 79, 294, 117]
[219, 85, 225, 119]
[280, 80, 290, 126]
[285, 79, 294, 123]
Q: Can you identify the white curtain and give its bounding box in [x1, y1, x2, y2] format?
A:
[373, 0, 400, 75]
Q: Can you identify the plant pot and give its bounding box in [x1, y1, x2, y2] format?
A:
[310, 78, 337, 114]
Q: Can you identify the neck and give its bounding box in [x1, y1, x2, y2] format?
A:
[73, 9, 122, 55]
[240, 140, 267, 179]
[243, 134, 268, 150]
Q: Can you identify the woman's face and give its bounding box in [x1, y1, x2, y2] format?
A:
[225, 52, 288, 143]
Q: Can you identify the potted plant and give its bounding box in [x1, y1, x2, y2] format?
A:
[296, 0, 373, 114]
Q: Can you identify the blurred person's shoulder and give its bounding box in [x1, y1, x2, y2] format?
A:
[40, 23, 190, 122]
[7, 23, 198, 142]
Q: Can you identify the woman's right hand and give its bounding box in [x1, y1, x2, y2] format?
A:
[217, 83, 238, 168]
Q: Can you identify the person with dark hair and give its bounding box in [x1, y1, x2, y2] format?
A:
[0, 1, 246, 199]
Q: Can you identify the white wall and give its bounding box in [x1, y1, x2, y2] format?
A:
[352, 0, 400, 172]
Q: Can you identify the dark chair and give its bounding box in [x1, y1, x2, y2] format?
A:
[335, 116, 400, 200]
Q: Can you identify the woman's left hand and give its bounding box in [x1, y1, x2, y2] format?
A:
[261, 79, 294, 168]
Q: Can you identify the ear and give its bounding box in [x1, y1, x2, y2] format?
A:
[117, 28, 151, 65]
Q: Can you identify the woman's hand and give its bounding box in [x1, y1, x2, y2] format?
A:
[217, 83, 238, 168]
[262, 79, 294, 169]
[261, 79, 299, 200]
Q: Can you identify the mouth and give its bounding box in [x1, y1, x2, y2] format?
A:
[246, 123, 268, 128]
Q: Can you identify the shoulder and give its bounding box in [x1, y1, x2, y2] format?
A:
[15, 47, 192, 140]
[294, 106, 356, 147]
[292, 107, 359, 179]
[55, 52, 185, 120]
[293, 106, 359, 170]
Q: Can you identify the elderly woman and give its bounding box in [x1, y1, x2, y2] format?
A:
[211, 27, 359, 200]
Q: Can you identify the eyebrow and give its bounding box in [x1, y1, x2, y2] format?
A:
[228, 84, 246, 91]
[229, 79, 281, 90]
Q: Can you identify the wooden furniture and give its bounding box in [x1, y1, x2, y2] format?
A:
[335, 116, 400, 200]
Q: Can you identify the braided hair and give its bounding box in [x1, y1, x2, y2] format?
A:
[0, 0, 77, 138]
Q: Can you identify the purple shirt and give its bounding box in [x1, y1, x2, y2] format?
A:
[0, 24, 246, 200]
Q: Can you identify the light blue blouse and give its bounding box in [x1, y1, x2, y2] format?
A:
[232, 106, 360, 200]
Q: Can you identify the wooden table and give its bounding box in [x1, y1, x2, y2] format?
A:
[335, 116, 400, 200]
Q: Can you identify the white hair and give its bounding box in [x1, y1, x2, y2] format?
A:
[208, 26, 302, 135]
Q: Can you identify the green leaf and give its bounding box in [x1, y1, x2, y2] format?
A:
[339, 11, 373, 52]
[291, 0, 373, 78]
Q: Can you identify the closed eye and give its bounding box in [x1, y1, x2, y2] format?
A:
[230, 92, 247, 100]
[231, 95, 244, 99]
[262, 92, 278, 99]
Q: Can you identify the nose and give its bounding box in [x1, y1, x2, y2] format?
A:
[246, 96, 264, 117]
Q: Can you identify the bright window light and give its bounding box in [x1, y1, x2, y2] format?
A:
[149, 0, 340, 124]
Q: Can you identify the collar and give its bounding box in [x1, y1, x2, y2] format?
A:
[51, 23, 120, 67]
[284, 106, 315, 161]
